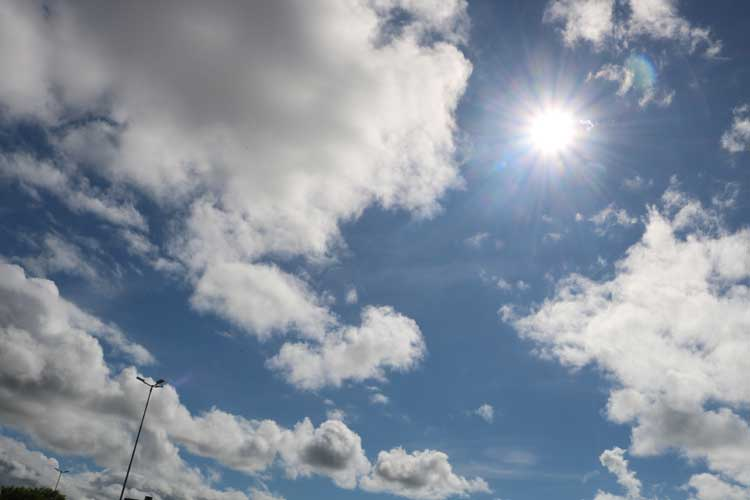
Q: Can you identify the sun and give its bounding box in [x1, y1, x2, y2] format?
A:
[527, 108, 578, 155]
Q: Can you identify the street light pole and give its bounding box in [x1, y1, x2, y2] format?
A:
[53, 467, 68, 491]
[118, 376, 166, 500]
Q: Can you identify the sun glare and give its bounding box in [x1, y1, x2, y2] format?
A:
[528, 109, 577, 155]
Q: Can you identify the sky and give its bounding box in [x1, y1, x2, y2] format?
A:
[0, 1, 749, 500]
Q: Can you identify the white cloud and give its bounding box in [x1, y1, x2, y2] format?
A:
[544, 0, 721, 55]
[326, 408, 348, 422]
[481, 272, 528, 293]
[495, 278, 513, 291]
[190, 261, 334, 341]
[0, 154, 146, 230]
[16, 233, 100, 282]
[0, 0, 472, 389]
[278, 419, 371, 489]
[268, 306, 426, 390]
[0, 262, 153, 367]
[712, 182, 740, 210]
[0, 435, 249, 500]
[544, 0, 615, 49]
[346, 287, 359, 305]
[588, 60, 675, 108]
[250, 489, 286, 500]
[361, 448, 491, 500]
[589, 203, 637, 235]
[596, 447, 643, 500]
[0, 262, 485, 498]
[510, 192, 750, 489]
[721, 104, 750, 154]
[474, 404, 494, 424]
[370, 393, 390, 406]
[544, 232, 563, 243]
[465, 232, 490, 249]
[622, 175, 652, 191]
[687, 473, 750, 500]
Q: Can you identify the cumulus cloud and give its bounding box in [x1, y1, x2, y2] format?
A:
[544, 0, 721, 55]
[0, 435, 248, 500]
[544, 0, 615, 49]
[595, 447, 643, 500]
[0, 262, 484, 498]
[279, 419, 371, 489]
[268, 306, 426, 390]
[0, 262, 152, 367]
[474, 404, 495, 424]
[0, 0, 472, 389]
[510, 191, 750, 490]
[191, 261, 335, 341]
[687, 473, 750, 500]
[589, 203, 638, 235]
[721, 104, 750, 154]
[361, 448, 491, 500]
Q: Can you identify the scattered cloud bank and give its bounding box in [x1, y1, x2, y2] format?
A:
[589, 204, 638, 235]
[509, 189, 750, 497]
[0, 262, 485, 500]
[544, 0, 721, 55]
[0, 0, 473, 390]
[546, 0, 719, 107]
[721, 104, 750, 154]
[480, 270, 530, 293]
[587, 56, 674, 108]
[622, 175, 652, 191]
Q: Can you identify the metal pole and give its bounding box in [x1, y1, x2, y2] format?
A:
[53, 470, 63, 491]
[118, 385, 154, 500]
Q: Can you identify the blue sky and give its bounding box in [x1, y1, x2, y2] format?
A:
[1, 1, 750, 500]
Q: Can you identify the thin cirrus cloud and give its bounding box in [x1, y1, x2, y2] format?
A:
[0, 0, 472, 389]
